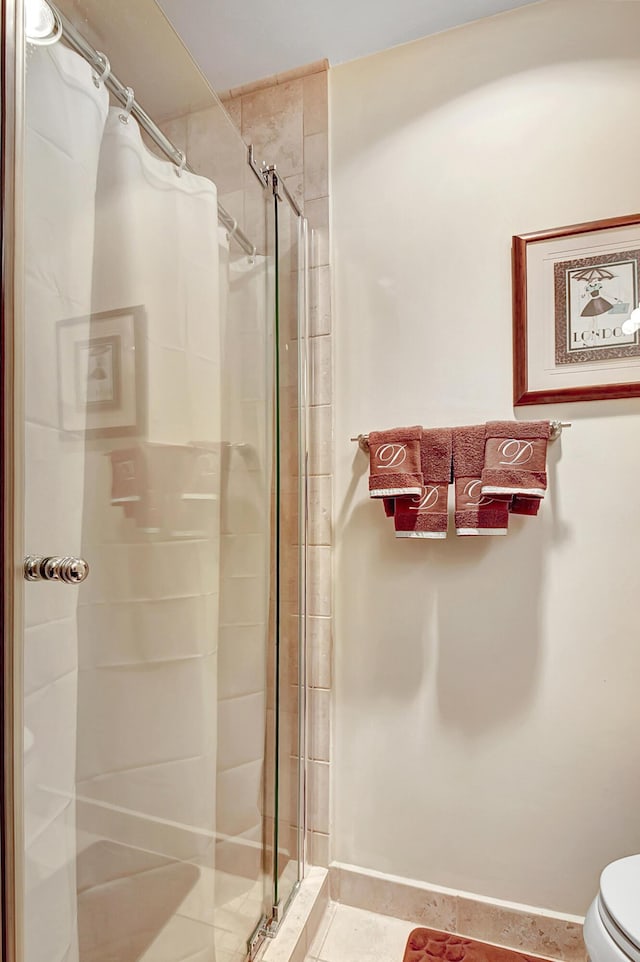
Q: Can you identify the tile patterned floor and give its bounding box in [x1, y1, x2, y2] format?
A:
[306, 903, 420, 962]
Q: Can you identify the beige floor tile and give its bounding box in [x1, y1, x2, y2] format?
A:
[317, 904, 416, 962]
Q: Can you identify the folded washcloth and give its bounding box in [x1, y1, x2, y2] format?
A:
[383, 497, 396, 518]
[453, 425, 509, 536]
[481, 420, 551, 500]
[509, 496, 541, 516]
[395, 428, 452, 539]
[368, 425, 423, 498]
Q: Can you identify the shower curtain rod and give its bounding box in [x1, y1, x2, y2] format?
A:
[48, 2, 258, 258]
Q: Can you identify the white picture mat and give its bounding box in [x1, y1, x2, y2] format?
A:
[526, 223, 640, 392]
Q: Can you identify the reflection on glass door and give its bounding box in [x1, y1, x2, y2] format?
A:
[19, 2, 278, 961]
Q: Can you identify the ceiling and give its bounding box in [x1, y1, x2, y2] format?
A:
[155, 0, 543, 93]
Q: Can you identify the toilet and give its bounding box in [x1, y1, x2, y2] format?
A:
[584, 855, 640, 962]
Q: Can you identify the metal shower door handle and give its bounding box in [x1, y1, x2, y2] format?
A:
[24, 555, 90, 584]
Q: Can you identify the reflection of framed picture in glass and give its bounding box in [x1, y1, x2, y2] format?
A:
[57, 306, 145, 437]
[513, 213, 640, 404]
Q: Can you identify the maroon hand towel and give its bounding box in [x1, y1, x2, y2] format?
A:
[395, 428, 452, 539]
[368, 426, 423, 498]
[383, 497, 396, 518]
[481, 420, 551, 500]
[452, 425, 509, 536]
[510, 496, 541, 516]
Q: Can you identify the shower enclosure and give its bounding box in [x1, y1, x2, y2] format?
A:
[1, 2, 309, 961]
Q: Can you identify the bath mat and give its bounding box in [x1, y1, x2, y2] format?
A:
[402, 929, 545, 962]
[77, 840, 200, 962]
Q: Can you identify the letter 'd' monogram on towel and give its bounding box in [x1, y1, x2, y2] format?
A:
[462, 479, 496, 507]
[375, 443, 407, 469]
[484, 436, 547, 474]
[498, 439, 533, 467]
[409, 485, 440, 512]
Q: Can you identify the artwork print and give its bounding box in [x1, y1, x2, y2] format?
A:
[75, 335, 122, 410]
[554, 249, 640, 364]
[57, 306, 145, 436]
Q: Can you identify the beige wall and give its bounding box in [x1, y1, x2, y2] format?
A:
[331, 0, 640, 917]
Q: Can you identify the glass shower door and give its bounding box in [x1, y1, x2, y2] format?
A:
[270, 176, 309, 917]
[14, 2, 276, 961]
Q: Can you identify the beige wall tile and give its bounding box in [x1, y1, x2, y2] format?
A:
[305, 197, 330, 268]
[303, 72, 329, 136]
[308, 760, 330, 834]
[309, 405, 333, 475]
[222, 95, 242, 133]
[187, 104, 245, 194]
[308, 831, 331, 869]
[310, 266, 332, 337]
[284, 172, 304, 212]
[308, 546, 332, 617]
[242, 79, 304, 177]
[308, 617, 332, 689]
[308, 475, 332, 546]
[304, 132, 329, 202]
[332, 865, 457, 933]
[456, 897, 586, 962]
[308, 687, 331, 761]
[310, 334, 332, 408]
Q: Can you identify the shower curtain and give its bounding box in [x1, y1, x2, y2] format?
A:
[25, 49, 223, 960]
[23, 41, 109, 962]
[74, 104, 221, 908]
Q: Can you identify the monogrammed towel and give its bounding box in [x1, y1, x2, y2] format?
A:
[395, 428, 452, 538]
[453, 425, 509, 536]
[368, 426, 423, 498]
[481, 420, 551, 500]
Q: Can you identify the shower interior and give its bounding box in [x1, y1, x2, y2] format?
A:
[14, 1, 308, 961]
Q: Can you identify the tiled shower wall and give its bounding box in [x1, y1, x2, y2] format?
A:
[162, 61, 333, 873]
[220, 64, 333, 870]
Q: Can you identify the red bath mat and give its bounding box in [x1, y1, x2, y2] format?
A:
[403, 929, 547, 962]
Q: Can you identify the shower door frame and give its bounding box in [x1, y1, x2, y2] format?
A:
[1, 0, 26, 960]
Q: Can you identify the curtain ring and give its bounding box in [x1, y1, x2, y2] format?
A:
[26, 2, 63, 45]
[118, 87, 135, 124]
[92, 52, 111, 89]
[174, 149, 187, 177]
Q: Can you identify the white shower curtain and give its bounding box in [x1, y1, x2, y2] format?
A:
[23, 41, 109, 962]
[75, 107, 221, 872]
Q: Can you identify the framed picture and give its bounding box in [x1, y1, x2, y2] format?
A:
[513, 213, 640, 404]
[57, 306, 146, 437]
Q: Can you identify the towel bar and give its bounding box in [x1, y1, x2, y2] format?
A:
[350, 420, 571, 453]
